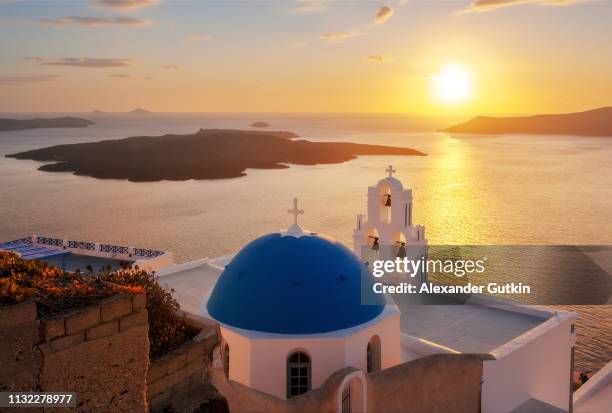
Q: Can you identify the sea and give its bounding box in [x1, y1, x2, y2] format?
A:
[0, 112, 610, 372]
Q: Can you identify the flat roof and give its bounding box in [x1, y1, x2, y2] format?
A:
[157, 260, 223, 315]
[0, 240, 70, 260]
[394, 294, 549, 353]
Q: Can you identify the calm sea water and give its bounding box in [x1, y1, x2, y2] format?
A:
[0, 112, 610, 372]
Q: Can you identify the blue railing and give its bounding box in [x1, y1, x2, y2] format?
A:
[67, 240, 96, 250]
[133, 248, 165, 258]
[36, 236, 64, 247]
[29, 235, 165, 259]
[99, 244, 129, 255]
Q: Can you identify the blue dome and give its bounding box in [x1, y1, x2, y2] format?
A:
[207, 232, 385, 334]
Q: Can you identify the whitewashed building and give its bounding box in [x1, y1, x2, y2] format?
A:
[158, 167, 579, 413]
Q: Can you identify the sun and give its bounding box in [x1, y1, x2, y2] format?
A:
[433, 63, 472, 105]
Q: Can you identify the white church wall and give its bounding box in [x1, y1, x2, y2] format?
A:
[219, 307, 400, 400]
[482, 314, 576, 413]
[344, 309, 401, 371]
[247, 337, 346, 399]
[220, 326, 253, 388]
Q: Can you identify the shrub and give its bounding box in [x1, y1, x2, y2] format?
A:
[100, 268, 188, 359]
[0, 252, 115, 316]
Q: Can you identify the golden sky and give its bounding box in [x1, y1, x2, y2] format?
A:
[1, 0, 611, 116]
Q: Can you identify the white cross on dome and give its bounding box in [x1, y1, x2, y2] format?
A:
[287, 198, 304, 226]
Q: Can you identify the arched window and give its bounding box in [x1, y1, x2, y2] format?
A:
[223, 343, 230, 379]
[366, 336, 381, 373]
[287, 351, 311, 398]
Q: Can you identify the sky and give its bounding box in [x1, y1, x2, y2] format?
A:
[0, 0, 611, 115]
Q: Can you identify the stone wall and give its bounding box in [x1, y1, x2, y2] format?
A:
[0, 301, 42, 393]
[147, 311, 226, 413]
[211, 353, 488, 413]
[39, 293, 149, 412]
[0, 293, 149, 412]
[368, 353, 488, 413]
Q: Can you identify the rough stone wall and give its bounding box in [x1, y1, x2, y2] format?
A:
[0, 293, 149, 412]
[368, 354, 487, 413]
[147, 311, 224, 413]
[210, 367, 346, 413]
[211, 353, 487, 413]
[39, 292, 149, 412]
[0, 301, 42, 393]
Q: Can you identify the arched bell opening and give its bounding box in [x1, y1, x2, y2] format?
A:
[377, 183, 392, 224]
[393, 232, 407, 258]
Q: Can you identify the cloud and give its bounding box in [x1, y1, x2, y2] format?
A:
[94, 0, 157, 11]
[375, 6, 394, 24]
[288, 1, 328, 14]
[163, 64, 179, 69]
[110, 73, 133, 79]
[0, 75, 60, 84]
[41, 58, 133, 68]
[366, 54, 394, 63]
[320, 31, 360, 42]
[38, 16, 150, 27]
[461, 0, 586, 13]
[185, 34, 210, 42]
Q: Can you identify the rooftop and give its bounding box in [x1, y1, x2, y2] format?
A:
[394, 294, 549, 353]
[160, 252, 555, 354]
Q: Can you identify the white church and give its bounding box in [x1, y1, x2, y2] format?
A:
[156, 167, 579, 413]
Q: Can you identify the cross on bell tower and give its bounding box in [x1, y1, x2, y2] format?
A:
[386, 165, 396, 178]
[287, 198, 304, 226]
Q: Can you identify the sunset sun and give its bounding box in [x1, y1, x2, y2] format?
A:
[433, 63, 472, 105]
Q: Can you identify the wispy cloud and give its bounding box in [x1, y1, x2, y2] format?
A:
[38, 16, 150, 27]
[374, 6, 394, 24]
[40, 58, 133, 68]
[320, 31, 360, 42]
[461, 0, 587, 13]
[288, 1, 328, 14]
[94, 0, 157, 11]
[0, 75, 60, 84]
[110, 73, 133, 79]
[366, 54, 394, 63]
[185, 34, 210, 42]
[163, 64, 180, 69]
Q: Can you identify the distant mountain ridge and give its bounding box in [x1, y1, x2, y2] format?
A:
[441, 107, 612, 137]
[0, 117, 94, 132]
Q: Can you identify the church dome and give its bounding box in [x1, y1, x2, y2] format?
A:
[206, 231, 385, 334]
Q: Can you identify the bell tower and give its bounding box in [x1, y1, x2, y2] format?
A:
[353, 166, 428, 283]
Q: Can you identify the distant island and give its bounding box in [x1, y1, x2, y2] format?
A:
[0, 117, 94, 132]
[251, 121, 270, 128]
[90, 108, 152, 115]
[441, 107, 612, 136]
[129, 108, 152, 115]
[6, 129, 425, 182]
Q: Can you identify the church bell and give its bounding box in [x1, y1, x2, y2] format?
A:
[369, 236, 380, 251]
[384, 194, 392, 207]
[396, 241, 406, 258]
